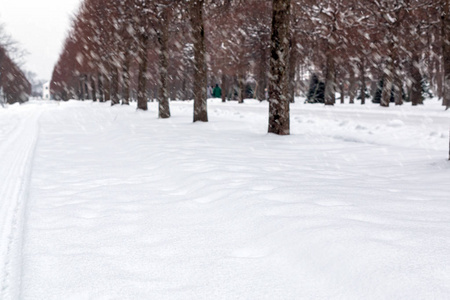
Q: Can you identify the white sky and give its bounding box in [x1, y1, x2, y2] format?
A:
[0, 0, 83, 80]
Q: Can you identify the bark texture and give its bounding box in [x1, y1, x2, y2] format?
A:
[90, 75, 97, 102]
[268, 0, 291, 135]
[97, 73, 104, 102]
[122, 52, 130, 105]
[359, 60, 366, 105]
[288, 45, 296, 103]
[410, 56, 422, 106]
[381, 55, 394, 107]
[137, 34, 149, 111]
[158, 7, 171, 119]
[238, 73, 245, 103]
[190, 0, 208, 122]
[221, 74, 227, 102]
[324, 54, 336, 106]
[443, 0, 450, 109]
[110, 66, 120, 106]
[103, 71, 111, 102]
[349, 70, 355, 104]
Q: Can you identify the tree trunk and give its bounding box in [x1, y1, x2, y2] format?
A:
[268, 0, 291, 135]
[410, 56, 422, 106]
[349, 69, 355, 104]
[79, 77, 85, 100]
[238, 72, 245, 103]
[324, 53, 336, 106]
[137, 34, 149, 111]
[181, 78, 187, 100]
[111, 66, 120, 106]
[84, 76, 89, 100]
[360, 59, 366, 105]
[221, 74, 227, 102]
[104, 69, 111, 102]
[288, 44, 296, 103]
[231, 76, 238, 100]
[381, 55, 394, 107]
[394, 73, 403, 106]
[90, 74, 97, 102]
[436, 59, 444, 100]
[340, 82, 345, 104]
[190, 0, 208, 122]
[158, 8, 171, 119]
[97, 73, 104, 102]
[122, 52, 130, 105]
[442, 0, 450, 109]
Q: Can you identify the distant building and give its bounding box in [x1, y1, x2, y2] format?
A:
[43, 82, 50, 99]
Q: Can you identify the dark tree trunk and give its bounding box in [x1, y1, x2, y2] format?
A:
[158, 8, 171, 119]
[324, 53, 336, 106]
[288, 46, 296, 103]
[79, 77, 85, 100]
[340, 82, 345, 104]
[122, 52, 130, 105]
[90, 74, 97, 102]
[97, 73, 104, 102]
[394, 74, 403, 106]
[231, 76, 238, 100]
[410, 56, 422, 106]
[442, 0, 450, 109]
[238, 73, 245, 103]
[360, 59, 366, 105]
[381, 55, 394, 107]
[137, 34, 149, 111]
[436, 59, 444, 100]
[393, 64, 403, 106]
[111, 66, 120, 106]
[181, 78, 187, 100]
[104, 70, 111, 102]
[349, 70, 355, 104]
[221, 74, 227, 102]
[83, 76, 89, 100]
[268, 0, 291, 135]
[190, 0, 208, 122]
[381, 26, 399, 108]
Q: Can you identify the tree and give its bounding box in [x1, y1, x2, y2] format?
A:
[155, 1, 175, 119]
[189, 0, 208, 122]
[268, 0, 291, 135]
[0, 46, 31, 104]
[441, 0, 450, 109]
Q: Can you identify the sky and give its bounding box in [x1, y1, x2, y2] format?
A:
[0, 0, 83, 80]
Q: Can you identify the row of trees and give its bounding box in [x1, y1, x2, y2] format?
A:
[51, 0, 449, 134]
[0, 24, 31, 104]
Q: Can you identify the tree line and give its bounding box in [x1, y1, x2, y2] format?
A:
[51, 0, 449, 133]
[0, 24, 31, 105]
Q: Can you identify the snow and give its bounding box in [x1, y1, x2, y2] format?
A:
[1, 98, 449, 299]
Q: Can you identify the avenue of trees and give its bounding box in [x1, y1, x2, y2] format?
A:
[51, 0, 449, 135]
[0, 24, 31, 104]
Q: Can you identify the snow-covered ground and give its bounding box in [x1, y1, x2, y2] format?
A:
[0, 98, 449, 299]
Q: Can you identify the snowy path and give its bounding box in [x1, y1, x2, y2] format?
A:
[0, 105, 43, 299]
[1, 100, 449, 299]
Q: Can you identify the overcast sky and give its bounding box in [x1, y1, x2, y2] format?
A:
[0, 0, 82, 80]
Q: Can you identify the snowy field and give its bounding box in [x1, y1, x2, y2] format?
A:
[0, 98, 449, 299]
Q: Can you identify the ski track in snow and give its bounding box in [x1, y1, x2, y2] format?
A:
[0, 105, 43, 299]
[1, 99, 450, 299]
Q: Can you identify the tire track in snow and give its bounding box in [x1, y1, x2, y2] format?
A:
[0, 110, 41, 299]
